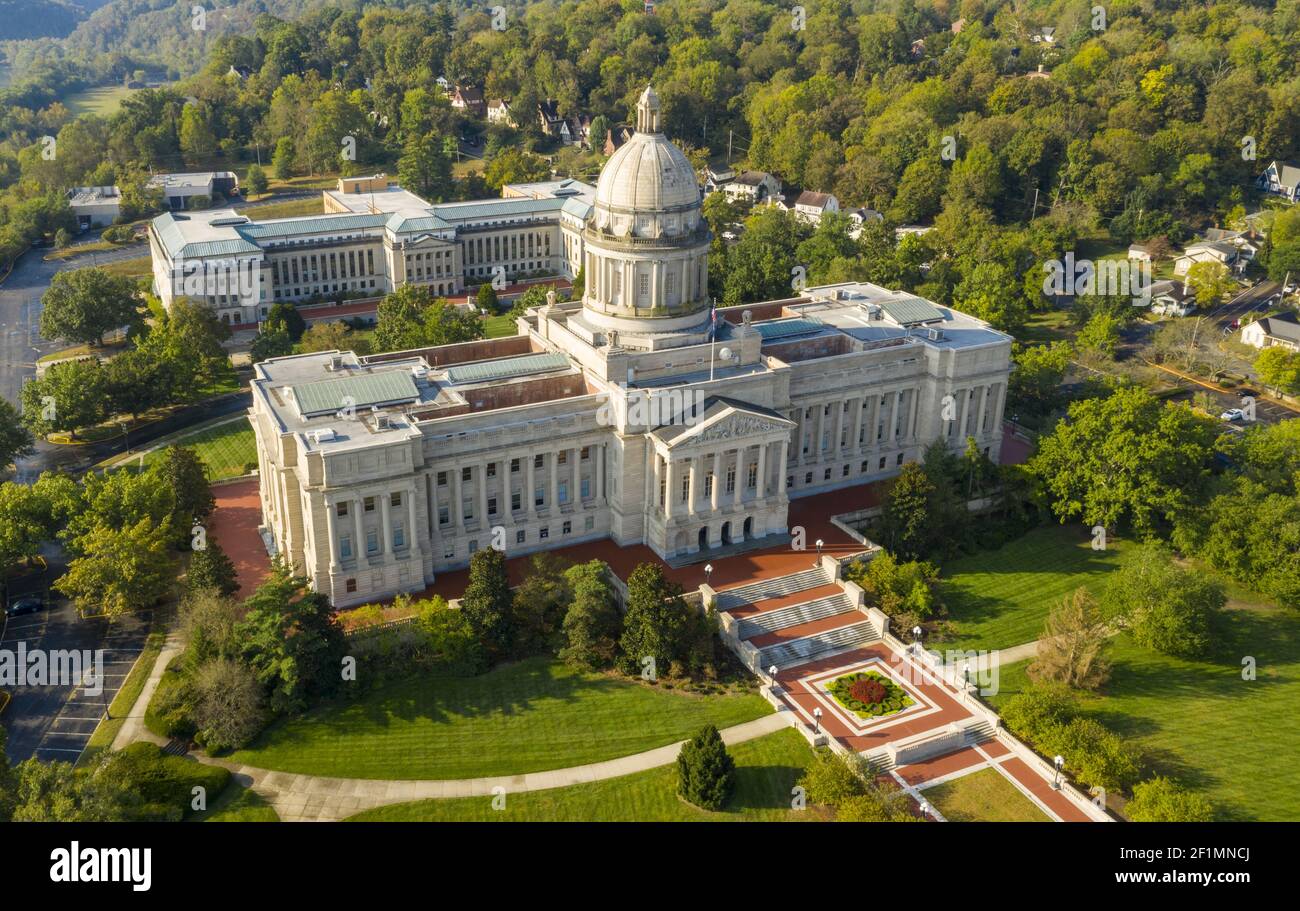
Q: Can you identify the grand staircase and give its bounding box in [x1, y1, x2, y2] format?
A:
[715, 565, 881, 672]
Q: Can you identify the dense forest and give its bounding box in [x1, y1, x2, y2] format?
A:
[1, 0, 1298, 325]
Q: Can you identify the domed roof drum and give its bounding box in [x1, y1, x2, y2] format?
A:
[591, 87, 702, 239]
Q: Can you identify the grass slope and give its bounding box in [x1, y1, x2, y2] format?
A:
[940, 525, 1126, 651]
[229, 656, 771, 780]
[986, 598, 1300, 821]
[193, 784, 280, 822]
[346, 727, 814, 822]
[139, 418, 256, 481]
[923, 767, 1051, 822]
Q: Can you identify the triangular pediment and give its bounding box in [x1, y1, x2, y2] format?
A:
[655, 401, 793, 450]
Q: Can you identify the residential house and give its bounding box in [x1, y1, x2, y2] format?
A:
[1203, 227, 1260, 261]
[603, 124, 634, 156]
[1256, 159, 1299, 203]
[1128, 242, 1153, 262]
[227, 65, 254, 80]
[845, 207, 884, 238]
[1174, 240, 1241, 276]
[450, 85, 485, 118]
[1150, 279, 1196, 317]
[67, 186, 122, 230]
[1241, 314, 1300, 351]
[1029, 27, 1056, 44]
[778, 189, 839, 225]
[703, 166, 735, 194]
[486, 99, 517, 128]
[723, 170, 782, 204]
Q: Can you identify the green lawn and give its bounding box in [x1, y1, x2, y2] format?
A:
[138, 418, 256, 481]
[64, 85, 137, 117]
[986, 599, 1300, 821]
[193, 784, 280, 822]
[230, 656, 772, 780]
[923, 767, 1051, 822]
[939, 525, 1127, 651]
[484, 313, 517, 338]
[246, 197, 325, 220]
[347, 727, 814, 822]
[100, 256, 153, 279]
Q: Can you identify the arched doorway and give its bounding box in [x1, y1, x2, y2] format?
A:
[743, 517, 753, 540]
[721, 521, 732, 546]
[697, 527, 708, 551]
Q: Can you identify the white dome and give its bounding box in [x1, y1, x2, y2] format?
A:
[591, 87, 700, 236]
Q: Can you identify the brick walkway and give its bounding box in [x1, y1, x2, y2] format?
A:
[210, 478, 274, 597]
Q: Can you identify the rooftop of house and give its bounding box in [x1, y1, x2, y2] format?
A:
[324, 184, 437, 215]
[1249, 314, 1300, 343]
[1264, 160, 1300, 186]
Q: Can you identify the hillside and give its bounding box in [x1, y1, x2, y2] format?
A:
[0, 0, 86, 41]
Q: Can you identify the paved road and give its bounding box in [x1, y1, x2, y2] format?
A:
[1, 545, 152, 765]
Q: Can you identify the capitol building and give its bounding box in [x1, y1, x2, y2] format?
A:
[247, 88, 1013, 606]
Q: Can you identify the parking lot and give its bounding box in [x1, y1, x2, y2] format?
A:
[1, 552, 152, 765]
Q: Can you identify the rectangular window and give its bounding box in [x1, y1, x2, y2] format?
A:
[558, 451, 568, 465]
[516, 530, 526, 544]
[562, 520, 571, 535]
[438, 505, 449, 525]
[879, 457, 887, 470]
[704, 474, 714, 497]
[747, 463, 757, 488]
[366, 530, 379, 554]
[824, 468, 832, 481]
[726, 468, 736, 493]
[346, 578, 357, 593]
[585, 516, 594, 531]
[462, 467, 472, 482]
[390, 492, 402, 507]
[681, 476, 690, 502]
[337, 502, 349, 517]
[842, 464, 850, 477]
[535, 487, 545, 507]
[581, 478, 591, 499]
[393, 525, 405, 549]
[340, 536, 352, 560]
[558, 481, 568, 504]
[540, 526, 549, 540]
[487, 462, 497, 478]
[534, 454, 544, 469]
[511, 458, 521, 473]
[364, 497, 375, 512]
[896, 453, 905, 466]
[463, 499, 473, 521]
[511, 491, 521, 511]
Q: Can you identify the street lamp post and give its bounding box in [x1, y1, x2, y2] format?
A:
[703, 563, 712, 588]
[768, 664, 779, 692]
[912, 625, 922, 655]
[812, 706, 822, 734]
[919, 799, 931, 820]
[814, 538, 823, 567]
[1053, 755, 1065, 790]
[963, 662, 971, 701]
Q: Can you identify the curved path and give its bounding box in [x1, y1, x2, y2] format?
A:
[113, 639, 787, 822]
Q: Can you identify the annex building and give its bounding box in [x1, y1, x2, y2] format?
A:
[148, 172, 595, 324]
[247, 88, 1013, 607]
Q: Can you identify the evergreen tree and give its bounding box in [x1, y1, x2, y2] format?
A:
[676, 724, 735, 811]
[149, 445, 215, 535]
[877, 463, 936, 560]
[559, 560, 622, 669]
[245, 163, 269, 196]
[618, 562, 688, 677]
[461, 547, 514, 657]
[187, 537, 239, 597]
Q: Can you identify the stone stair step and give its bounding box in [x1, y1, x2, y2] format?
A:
[738, 592, 855, 638]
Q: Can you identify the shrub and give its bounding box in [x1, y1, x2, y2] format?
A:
[189, 657, 267, 752]
[1127, 777, 1215, 822]
[676, 724, 735, 811]
[105, 742, 231, 821]
[144, 657, 196, 740]
[850, 677, 887, 705]
[797, 748, 870, 808]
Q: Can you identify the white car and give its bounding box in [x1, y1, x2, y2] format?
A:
[1220, 408, 1245, 422]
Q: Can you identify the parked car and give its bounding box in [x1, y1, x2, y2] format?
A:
[1220, 408, 1245, 422]
[4, 595, 44, 617]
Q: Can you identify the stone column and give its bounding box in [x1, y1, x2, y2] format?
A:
[549, 451, 559, 512]
[778, 440, 789, 497]
[710, 450, 722, 510]
[451, 466, 464, 532]
[326, 498, 340, 570]
[596, 444, 605, 502]
[832, 399, 844, 453]
[733, 446, 744, 506]
[687, 456, 699, 515]
[477, 463, 489, 528]
[381, 491, 393, 557]
[812, 406, 824, 461]
[526, 454, 537, 517]
[976, 385, 989, 437]
[850, 396, 863, 450]
[353, 495, 365, 561]
[664, 458, 676, 519]
[407, 486, 419, 553]
[892, 390, 903, 443]
[572, 446, 581, 505]
[756, 441, 767, 499]
[792, 407, 804, 464]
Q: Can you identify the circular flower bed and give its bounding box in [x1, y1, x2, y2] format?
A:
[828, 670, 914, 719]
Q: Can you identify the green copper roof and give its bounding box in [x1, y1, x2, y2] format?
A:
[879, 296, 944, 326]
[291, 371, 419, 417]
[754, 318, 823, 340]
[445, 352, 571, 385]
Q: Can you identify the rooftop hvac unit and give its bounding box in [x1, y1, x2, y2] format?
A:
[328, 355, 344, 371]
[374, 414, 391, 431]
[926, 327, 944, 342]
[311, 428, 336, 443]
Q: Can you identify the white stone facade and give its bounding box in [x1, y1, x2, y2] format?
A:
[247, 88, 1012, 607]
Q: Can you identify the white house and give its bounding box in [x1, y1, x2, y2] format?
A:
[779, 189, 839, 225]
[1203, 227, 1260, 261]
[1174, 240, 1240, 276]
[1127, 243, 1153, 262]
[67, 186, 122, 230]
[486, 99, 516, 127]
[1150, 279, 1196, 317]
[1256, 160, 1299, 203]
[845, 207, 884, 238]
[724, 170, 782, 204]
[1241, 315, 1300, 351]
